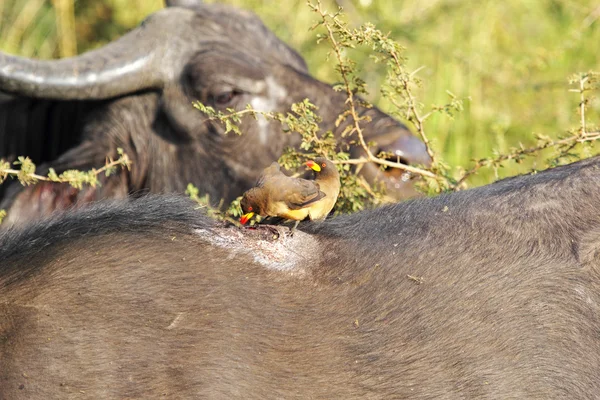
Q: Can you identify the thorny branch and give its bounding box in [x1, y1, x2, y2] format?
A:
[309, 2, 600, 193]
[309, 0, 437, 179]
[0, 148, 131, 224]
[197, 4, 600, 200]
[0, 148, 131, 189]
[453, 72, 600, 188]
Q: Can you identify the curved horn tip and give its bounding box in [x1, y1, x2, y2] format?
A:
[165, 0, 203, 8]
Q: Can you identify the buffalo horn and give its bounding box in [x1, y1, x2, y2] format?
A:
[0, 8, 197, 100]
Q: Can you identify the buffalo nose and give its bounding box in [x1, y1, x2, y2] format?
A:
[377, 134, 432, 167]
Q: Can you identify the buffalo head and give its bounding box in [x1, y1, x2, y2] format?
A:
[0, 1, 430, 225]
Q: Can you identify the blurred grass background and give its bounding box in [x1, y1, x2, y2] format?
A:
[1, 0, 599, 187]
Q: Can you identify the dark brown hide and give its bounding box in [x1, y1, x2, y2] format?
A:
[1, 157, 600, 398]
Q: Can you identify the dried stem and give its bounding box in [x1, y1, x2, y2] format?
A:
[454, 129, 600, 188]
[579, 75, 588, 136]
[0, 152, 131, 188]
[454, 74, 599, 188]
[310, 0, 436, 179]
[391, 64, 437, 164]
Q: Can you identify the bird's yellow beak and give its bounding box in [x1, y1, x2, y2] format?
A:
[306, 160, 321, 172]
[240, 212, 254, 225]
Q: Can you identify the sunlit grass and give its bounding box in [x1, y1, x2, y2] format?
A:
[0, 0, 162, 57]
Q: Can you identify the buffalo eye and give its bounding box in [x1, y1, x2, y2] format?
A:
[214, 90, 238, 106]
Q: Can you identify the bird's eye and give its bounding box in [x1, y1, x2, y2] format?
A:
[248, 206, 253, 211]
[321, 163, 326, 168]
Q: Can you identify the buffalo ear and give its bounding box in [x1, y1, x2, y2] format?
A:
[165, 0, 203, 8]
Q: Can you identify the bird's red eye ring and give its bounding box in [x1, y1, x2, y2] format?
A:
[248, 206, 253, 211]
[321, 163, 326, 168]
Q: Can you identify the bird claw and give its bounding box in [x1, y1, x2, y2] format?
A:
[268, 221, 301, 238]
[242, 224, 289, 241]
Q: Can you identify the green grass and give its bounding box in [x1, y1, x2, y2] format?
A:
[1, 0, 599, 188]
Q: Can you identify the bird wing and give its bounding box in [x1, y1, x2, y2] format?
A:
[280, 178, 327, 210]
[256, 162, 282, 187]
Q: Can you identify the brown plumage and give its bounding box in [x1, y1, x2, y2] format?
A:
[303, 157, 340, 221]
[240, 158, 340, 228]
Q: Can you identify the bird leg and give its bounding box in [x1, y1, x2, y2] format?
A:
[265, 224, 284, 240]
[246, 223, 286, 240]
[289, 220, 300, 237]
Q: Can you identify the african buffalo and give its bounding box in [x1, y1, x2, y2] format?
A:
[1, 156, 599, 398]
[0, 0, 429, 226]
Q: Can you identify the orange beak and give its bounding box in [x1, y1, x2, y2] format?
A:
[305, 160, 321, 172]
[240, 212, 254, 225]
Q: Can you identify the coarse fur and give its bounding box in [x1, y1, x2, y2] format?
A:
[2, 157, 600, 398]
[0, 2, 429, 226]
